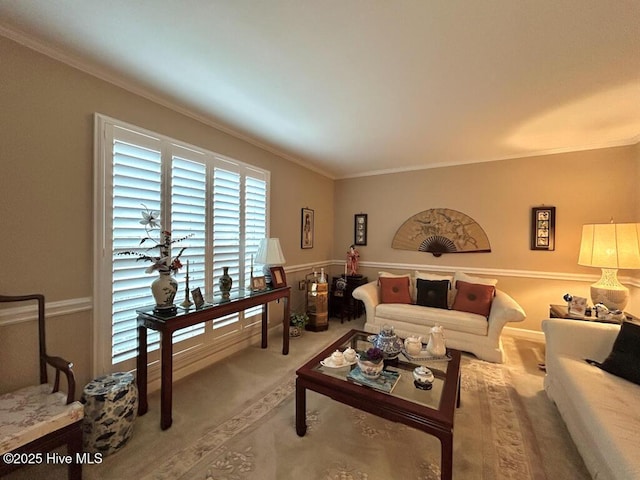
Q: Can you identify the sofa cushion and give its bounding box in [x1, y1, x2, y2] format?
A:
[415, 271, 453, 306]
[415, 279, 449, 309]
[595, 321, 640, 386]
[378, 276, 412, 304]
[375, 303, 489, 336]
[452, 280, 495, 317]
[452, 272, 498, 306]
[380, 271, 414, 301]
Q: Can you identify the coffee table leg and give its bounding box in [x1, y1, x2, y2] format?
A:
[440, 433, 453, 480]
[295, 377, 307, 436]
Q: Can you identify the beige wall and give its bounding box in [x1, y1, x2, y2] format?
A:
[1, 33, 638, 393]
[0, 36, 333, 391]
[332, 146, 640, 331]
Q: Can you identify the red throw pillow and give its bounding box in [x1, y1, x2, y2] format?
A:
[452, 280, 495, 317]
[379, 276, 412, 304]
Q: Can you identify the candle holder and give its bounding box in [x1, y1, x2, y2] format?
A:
[180, 261, 193, 308]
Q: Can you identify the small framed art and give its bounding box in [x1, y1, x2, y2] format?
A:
[269, 266, 287, 288]
[354, 213, 368, 246]
[251, 276, 266, 291]
[530, 206, 555, 251]
[191, 287, 205, 308]
[301, 208, 314, 249]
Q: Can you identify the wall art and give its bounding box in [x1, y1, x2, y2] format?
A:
[354, 213, 367, 246]
[301, 208, 314, 249]
[391, 208, 491, 257]
[530, 206, 555, 250]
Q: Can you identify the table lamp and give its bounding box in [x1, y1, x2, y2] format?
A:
[255, 238, 286, 286]
[578, 222, 640, 310]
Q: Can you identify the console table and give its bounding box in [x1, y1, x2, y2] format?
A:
[136, 286, 290, 430]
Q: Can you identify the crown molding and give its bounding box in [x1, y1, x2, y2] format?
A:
[0, 24, 335, 181]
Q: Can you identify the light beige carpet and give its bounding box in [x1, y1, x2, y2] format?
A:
[142, 356, 546, 480]
[6, 319, 591, 480]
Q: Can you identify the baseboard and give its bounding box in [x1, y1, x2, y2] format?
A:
[504, 326, 545, 342]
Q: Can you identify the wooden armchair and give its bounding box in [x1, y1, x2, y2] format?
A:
[0, 294, 84, 480]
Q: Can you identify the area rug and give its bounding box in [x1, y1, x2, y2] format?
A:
[141, 356, 547, 480]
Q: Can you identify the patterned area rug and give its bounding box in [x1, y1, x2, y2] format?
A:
[141, 356, 546, 480]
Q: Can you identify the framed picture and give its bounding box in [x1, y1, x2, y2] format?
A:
[530, 206, 555, 251]
[354, 213, 368, 246]
[568, 296, 587, 317]
[251, 276, 266, 291]
[191, 287, 205, 308]
[301, 208, 314, 249]
[269, 266, 287, 288]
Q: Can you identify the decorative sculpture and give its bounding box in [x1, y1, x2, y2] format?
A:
[347, 245, 360, 276]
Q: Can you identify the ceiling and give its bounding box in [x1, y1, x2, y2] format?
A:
[1, 1, 639, 179]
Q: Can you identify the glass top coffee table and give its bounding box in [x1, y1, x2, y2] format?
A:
[295, 329, 461, 480]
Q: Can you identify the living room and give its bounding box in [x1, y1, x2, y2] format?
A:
[1, 3, 639, 479]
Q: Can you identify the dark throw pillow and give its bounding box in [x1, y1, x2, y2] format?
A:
[593, 321, 640, 386]
[416, 279, 449, 309]
[451, 280, 495, 318]
[378, 276, 412, 304]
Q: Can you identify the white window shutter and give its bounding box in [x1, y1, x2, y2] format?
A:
[111, 137, 162, 363]
[97, 116, 270, 369]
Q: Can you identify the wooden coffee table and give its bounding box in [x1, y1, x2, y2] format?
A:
[295, 329, 461, 480]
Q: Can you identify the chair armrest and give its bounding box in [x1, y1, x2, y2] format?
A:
[542, 318, 619, 362]
[352, 281, 380, 324]
[486, 290, 526, 339]
[45, 355, 77, 404]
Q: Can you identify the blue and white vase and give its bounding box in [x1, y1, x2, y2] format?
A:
[151, 271, 178, 311]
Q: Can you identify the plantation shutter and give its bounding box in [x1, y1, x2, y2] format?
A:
[96, 115, 271, 371]
[171, 153, 207, 342]
[244, 174, 268, 319]
[111, 129, 162, 364]
[212, 166, 241, 332]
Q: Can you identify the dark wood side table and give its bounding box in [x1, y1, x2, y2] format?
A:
[330, 275, 368, 323]
[136, 286, 290, 430]
[549, 304, 638, 324]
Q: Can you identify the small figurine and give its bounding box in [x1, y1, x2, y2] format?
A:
[347, 245, 360, 276]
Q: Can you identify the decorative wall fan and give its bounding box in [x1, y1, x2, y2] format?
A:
[391, 208, 491, 256]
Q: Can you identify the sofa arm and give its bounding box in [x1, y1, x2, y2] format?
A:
[542, 318, 619, 362]
[352, 281, 380, 324]
[486, 290, 526, 339]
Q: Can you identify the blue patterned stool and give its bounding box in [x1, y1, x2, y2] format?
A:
[81, 372, 138, 455]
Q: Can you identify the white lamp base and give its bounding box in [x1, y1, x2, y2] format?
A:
[590, 268, 629, 311]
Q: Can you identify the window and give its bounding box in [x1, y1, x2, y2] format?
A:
[94, 114, 269, 374]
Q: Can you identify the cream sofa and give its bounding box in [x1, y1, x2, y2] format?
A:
[352, 272, 525, 363]
[543, 319, 640, 480]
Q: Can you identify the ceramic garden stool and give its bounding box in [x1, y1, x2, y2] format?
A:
[81, 372, 138, 455]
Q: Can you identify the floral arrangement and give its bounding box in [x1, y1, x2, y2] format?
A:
[119, 205, 191, 274]
[289, 312, 309, 329]
[360, 347, 384, 364]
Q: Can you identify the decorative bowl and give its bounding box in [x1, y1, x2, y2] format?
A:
[357, 358, 384, 378]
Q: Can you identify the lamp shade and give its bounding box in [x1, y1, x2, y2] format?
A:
[255, 238, 286, 265]
[578, 223, 640, 269]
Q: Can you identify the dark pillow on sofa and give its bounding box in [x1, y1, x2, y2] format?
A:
[593, 321, 640, 386]
[378, 276, 412, 304]
[416, 279, 449, 309]
[451, 280, 495, 318]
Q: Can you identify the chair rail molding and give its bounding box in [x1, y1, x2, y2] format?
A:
[0, 297, 92, 327]
[334, 259, 631, 285]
